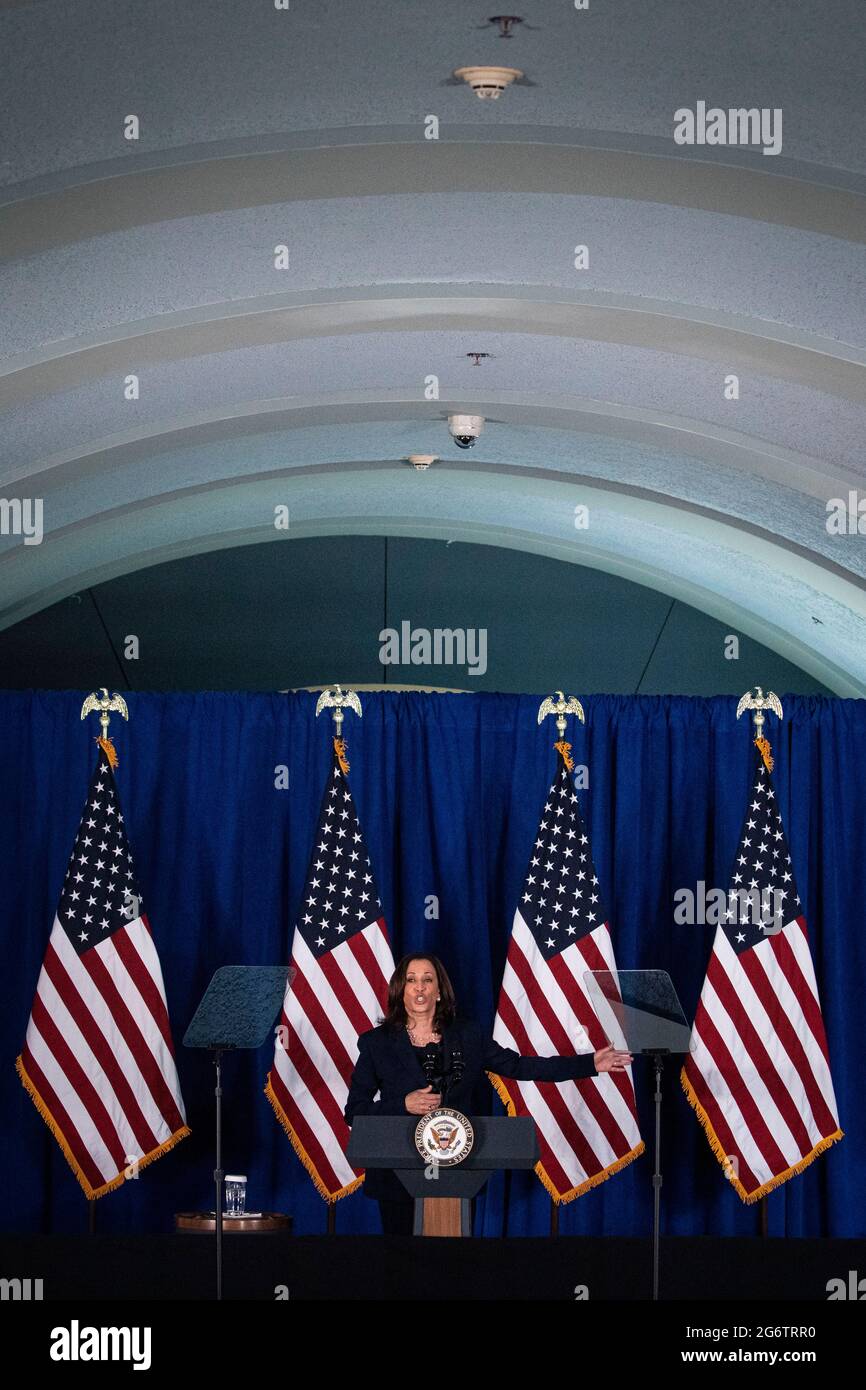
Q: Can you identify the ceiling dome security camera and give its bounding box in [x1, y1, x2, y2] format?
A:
[448, 414, 485, 449]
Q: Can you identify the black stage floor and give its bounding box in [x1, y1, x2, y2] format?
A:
[1, 1235, 864, 1301]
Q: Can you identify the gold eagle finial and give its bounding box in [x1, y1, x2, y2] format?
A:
[315, 685, 363, 738]
[537, 690, 585, 740]
[736, 685, 783, 729]
[80, 688, 129, 767]
[80, 687, 129, 736]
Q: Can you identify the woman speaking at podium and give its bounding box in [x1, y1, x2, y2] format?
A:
[344, 954, 633, 1234]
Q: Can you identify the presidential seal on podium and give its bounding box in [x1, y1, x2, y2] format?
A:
[414, 1108, 475, 1167]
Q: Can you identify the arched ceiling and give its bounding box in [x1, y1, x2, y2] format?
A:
[1, 0, 865, 691]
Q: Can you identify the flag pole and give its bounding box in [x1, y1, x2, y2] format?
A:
[315, 684, 364, 1235]
[80, 687, 130, 1235]
[736, 686, 784, 1240]
[537, 692, 586, 1238]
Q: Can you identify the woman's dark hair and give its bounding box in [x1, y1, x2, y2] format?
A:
[382, 954, 456, 1031]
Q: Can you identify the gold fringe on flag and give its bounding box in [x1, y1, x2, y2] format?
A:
[96, 735, 119, 770]
[15, 1054, 190, 1200]
[553, 740, 574, 772]
[486, 1070, 645, 1204]
[333, 737, 350, 775]
[679, 1065, 843, 1203]
[264, 1076, 362, 1203]
[754, 737, 774, 772]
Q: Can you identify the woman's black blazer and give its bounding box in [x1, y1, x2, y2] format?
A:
[344, 1014, 597, 1200]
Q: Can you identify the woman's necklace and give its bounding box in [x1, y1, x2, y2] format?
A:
[407, 1021, 440, 1046]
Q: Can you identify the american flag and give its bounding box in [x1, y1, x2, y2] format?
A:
[265, 739, 394, 1200]
[489, 749, 644, 1202]
[16, 743, 189, 1199]
[681, 742, 843, 1201]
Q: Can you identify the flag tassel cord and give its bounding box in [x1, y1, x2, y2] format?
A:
[264, 1077, 362, 1203]
[754, 736, 774, 771]
[679, 1067, 843, 1204]
[15, 1054, 190, 1201]
[96, 734, 119, 769]
[486, 1070, 645, 1205]
[553, 740, 574, 771]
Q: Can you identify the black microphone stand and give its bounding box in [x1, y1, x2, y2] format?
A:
[422, 1043, 465, 1103]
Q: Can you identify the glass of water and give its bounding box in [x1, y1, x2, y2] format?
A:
[224, 1174, 247, 1217]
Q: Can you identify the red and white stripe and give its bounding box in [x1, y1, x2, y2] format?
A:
[492, 912, 643, 1201]
[267, 918, 393, 1199]
[19, 912, 188, 1199]
[682, 914, 842, 1200]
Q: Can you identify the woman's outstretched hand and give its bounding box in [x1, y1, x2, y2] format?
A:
[593, 1044, 634, 1073]
[405, 1084, 442, 1115]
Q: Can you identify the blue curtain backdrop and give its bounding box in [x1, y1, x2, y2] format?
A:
[1, 690, 863, 1238]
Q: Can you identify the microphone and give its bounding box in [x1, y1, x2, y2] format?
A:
[422, 1042, 444, 1095]
[450, 1047, 465, 1088]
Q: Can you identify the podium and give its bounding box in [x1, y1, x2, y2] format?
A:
[346, 1115, 538, 1236]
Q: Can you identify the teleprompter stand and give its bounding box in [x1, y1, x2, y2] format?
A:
[585, 968, 692, 1299]
[183, 965, 293, 1299]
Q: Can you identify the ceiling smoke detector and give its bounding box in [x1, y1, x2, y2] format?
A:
[407, 454, 438, 471]
[453, 65, 524, 100]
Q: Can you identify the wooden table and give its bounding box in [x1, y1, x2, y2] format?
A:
[175, 1212, 292, 1234]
